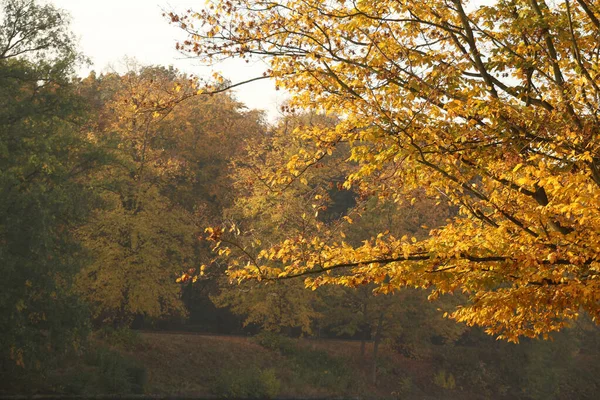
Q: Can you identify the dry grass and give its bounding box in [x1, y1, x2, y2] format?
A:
[122, 333, 283, 396]
[105, 332, 487, 399]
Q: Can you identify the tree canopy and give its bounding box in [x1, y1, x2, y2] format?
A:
[172, 0, 600, 341]
[0, 0, 99, 372]
[75, 65, 265, 324]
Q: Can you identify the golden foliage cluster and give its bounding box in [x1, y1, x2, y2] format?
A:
[172, 0, 600, 341]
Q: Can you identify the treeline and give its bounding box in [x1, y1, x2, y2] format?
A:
[1, 1, 599, 398]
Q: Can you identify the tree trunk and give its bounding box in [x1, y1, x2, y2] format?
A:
[372, 310, 385, 385]
[360, 337, 366, 359]
[360, 301, 369, 359]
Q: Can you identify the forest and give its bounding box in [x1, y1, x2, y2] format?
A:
[1, 0, 600, 398]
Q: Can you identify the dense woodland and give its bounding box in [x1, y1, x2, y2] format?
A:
[1, 0, 600, 398]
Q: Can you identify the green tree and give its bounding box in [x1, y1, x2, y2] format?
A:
[0, 0, 101, 381]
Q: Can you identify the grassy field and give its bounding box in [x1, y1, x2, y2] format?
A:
[17, 329, 597, 399]
[64, 330, 487, 399]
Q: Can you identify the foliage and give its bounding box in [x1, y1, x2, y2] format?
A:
[74, 66, 199, 324]
[389, 289, 466, 358]
[200, 112, 344, 335]
[174, 0, 600, 341]
[253, 330, 296, 354]
[97, 326, 142, 350]
[0, 0, 82, 69]
[163, 86, 266, 219]
[55, 345, 147, 395]
[76, 183, 195, 323]
[202, 109, 463, 358]
[433, 369, 457, 390]
[393, 376, 414, 397]
[253, 331, 355, 391]
[212, 280, 323, 334]
[0, 0, 100, 379]
[76, 65, 265, 325]
[211, 366, 281, 399]
[86, 346, 146, 394]
[286, 346, 355, 391]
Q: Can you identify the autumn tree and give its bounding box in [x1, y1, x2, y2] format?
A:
[165, 84, 268, 331]
[75, 66, 198, 324]
[318, 195, 461, 383]
[76, 64, 266, 325]
[202, 112, 344, 334]
[211, 279, 323, 334]
[172, 0, 600, 341]
[163, 87, 266, 220]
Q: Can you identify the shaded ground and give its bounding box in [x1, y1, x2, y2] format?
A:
[9, 329, 598, 399]
[113, 332, 488, 399]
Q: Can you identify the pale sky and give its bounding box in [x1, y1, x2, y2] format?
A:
[50, 0, 284, 121]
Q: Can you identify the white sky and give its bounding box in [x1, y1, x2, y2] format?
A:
[50, 0, 284, 121]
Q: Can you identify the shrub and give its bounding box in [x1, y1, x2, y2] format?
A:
[433, 369, 456, 390]
[211, 367, 281, 399]
[258, 369, 281, 398]
[288, 346, 354, 391]
[253, 332, 356, 393]
[392, 376, 414, 397]
[97, 326, 142, 350]
[87, 346, 146, 394]
[253, 331, 295, 354]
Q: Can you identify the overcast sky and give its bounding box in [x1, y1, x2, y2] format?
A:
[51, 0, 284, 121]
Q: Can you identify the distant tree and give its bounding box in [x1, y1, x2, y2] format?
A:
[211, 279, 322, 334]
[74, 66, 198, 324]
[163, 87, 266, 220]
[319, 195, 461, 384]
[76, 65, 266, 325]
[190, 112, 345, 335]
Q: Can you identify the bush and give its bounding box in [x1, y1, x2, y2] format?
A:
[84, 346, 146, 394]
[433, 369, 456, 390]
[97, 326, 142, 350]
[253, 331, 295, 354]
[258, 369, 281, 398]
[288, 346, 355, 391]
[392, 376, 414, 398]
[254, 332, 356, 392]
[211, 367, 281, 398]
